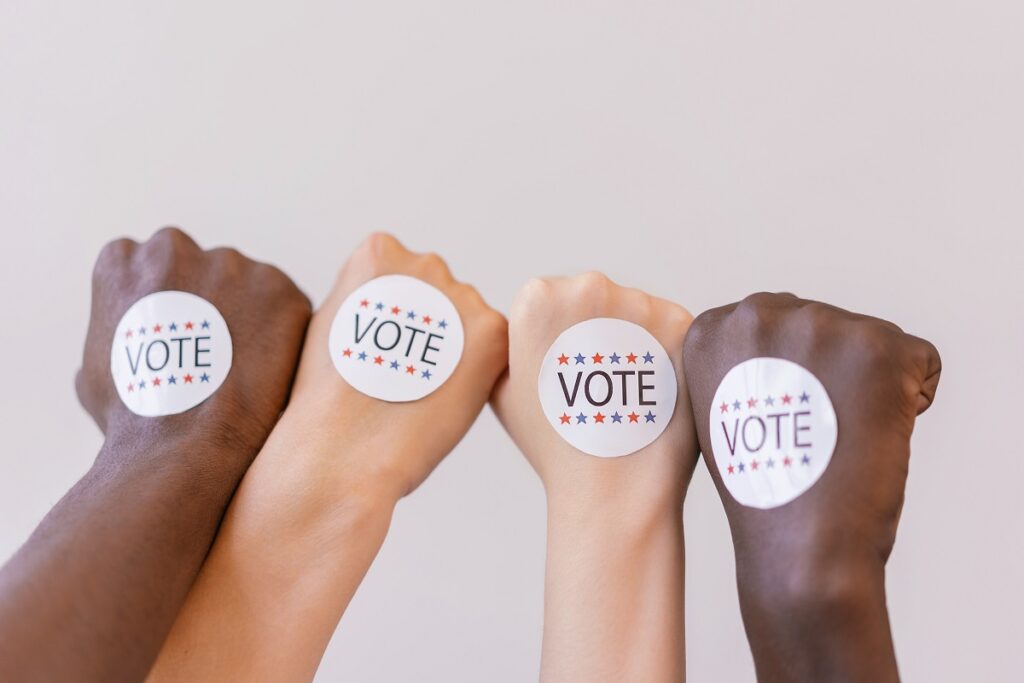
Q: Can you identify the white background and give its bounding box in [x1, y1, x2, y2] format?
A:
[1, 2, 1021, 681]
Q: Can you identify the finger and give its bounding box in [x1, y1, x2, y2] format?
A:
[906, 334, 942, 415]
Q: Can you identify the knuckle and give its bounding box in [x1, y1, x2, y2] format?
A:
[510, 278, 550, 318]
[148, 226, 192, 247]
[575, 270, 611, 292]
[733, 292, 776, 327]
[360, 232, 401, 257]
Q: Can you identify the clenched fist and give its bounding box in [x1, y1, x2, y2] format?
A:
[683, 292, 941, 682]
[77, 226, 312, 465]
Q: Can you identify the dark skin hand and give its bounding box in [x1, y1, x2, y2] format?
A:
[0, 228, 311, 683]
[683, 293, 941, 683]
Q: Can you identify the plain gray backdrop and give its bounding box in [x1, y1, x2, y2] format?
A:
[1, 2, 1021, 681]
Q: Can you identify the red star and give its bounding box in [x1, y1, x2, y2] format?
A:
[557, 354, 569, 365]
[183, 374, 194, 383]
[627, 411, 640, 423]
[747, 397, 758, 408]
[152, 377, 162, 387]
[127, 383, 134, 392]
[153, 324, 162, 333]
[626, 353, 638, 364]
[720, 402, 729, 414]
[594, 412, 605, 423]
[406, 365, 415, 374]
[342, 348, 352, 357]
[783, 456, 792, 467]
[422, 315, 432, 325]
[360, 299, 369, 308]
[751, 459, 759, 470]
[727, 464, 735, 474]
[374, 355, 384, 365]
[185, 321, 194, 330]
[391, 306, 401, 315]
[559, 413, 571, 424]
[591, 352, 604, 364]
[781, 393, 792, 405]
[125, 329, 133, 338]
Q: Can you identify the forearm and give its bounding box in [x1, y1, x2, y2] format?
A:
[149, 408, 399, 682]
[0, 433, 248, 682]
[540, 488, 686, 683]
[736, 551, 897, 683]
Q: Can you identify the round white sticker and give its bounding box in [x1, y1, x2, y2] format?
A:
[328, 275, 464, 402]
[111, 291, 233, 417]
[709, 357, 838, 509]
[537, 318, 678, 458]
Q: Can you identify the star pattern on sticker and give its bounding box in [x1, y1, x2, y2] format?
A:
[574, 353, 586, 364]
[558, 354, 569, 365]
[559, 413, 571, 424]
[591, 352, 604, 364]
[723, 451, 816, 474]
[644, 411, 656, 423]
[642, 352, 654, 363]
[626, 353, 638, 364]
[611, 412, 622, 423]
[575, 413, 587, 424]
[594, 412, 605, 423]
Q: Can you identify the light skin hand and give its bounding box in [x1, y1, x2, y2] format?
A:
[0, 228, 311, 683]
[491, 272, 698, 683]
[148, 233, 508, 682]
[683, 292, 942, 683]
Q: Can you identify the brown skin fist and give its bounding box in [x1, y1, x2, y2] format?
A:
[75, 227, 312, 466]
[683, 292, 941, 681]
[284, 232, 509, 500]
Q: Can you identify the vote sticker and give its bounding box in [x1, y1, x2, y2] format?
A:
[537, 318, 678, 458]
[111, 291, 233, 417]
[329, 275, 464, 402]
[709, 357, 838, 509]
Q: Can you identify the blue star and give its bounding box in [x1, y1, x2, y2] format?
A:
[799, 392, 810, 403]
[642, 352, 654, 363]
[358, 351, 367, 361]
[407, 310, 417, 319]
[201, 320, 210, 329]
[609, 353, 621, 364]
[390, 360, 400, 370]
[574, 353, 586, 364]
[200, 373, 210, 382]
[732, 400, 742, 411]
[611, 412, 623, 423]
[644, 411, 656, 423]
[766, 458, 775, 468]
[169, 322, 178, 332]
[138, 326, 146, 335]
[138, 380, 146, 389]
[375, 302, 384, 311]
[439, 319, 447, 329]
[167, 375, 177, 384]
[421, 369, 432, 380]
[738, 462, 746, 472]
[801, 454, 811, 465]
[576, 412, 588, 424]
[765, 396, 775, 406]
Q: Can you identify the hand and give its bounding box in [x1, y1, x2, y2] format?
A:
[682, 292, 941, 681]
[493, 272, 697, 506]
[76, 227, 311, 465]
[282, 232, 509, 501]
[492, 272, 697, 683]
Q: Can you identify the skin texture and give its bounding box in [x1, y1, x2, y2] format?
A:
[491, 273, 697, 683]
[682, 292, 941, 683]
[0, 228, 311, 683]
[147, 233, 508, 682]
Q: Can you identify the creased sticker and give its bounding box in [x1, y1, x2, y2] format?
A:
[537, 318, 678, 458]
[329, 274, 464, 402]
[111, 291, 233, 417]
[709, 357, 838, 509]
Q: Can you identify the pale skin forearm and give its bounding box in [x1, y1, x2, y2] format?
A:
[148, 409, 400, 682]
[540, 488, 686, 683]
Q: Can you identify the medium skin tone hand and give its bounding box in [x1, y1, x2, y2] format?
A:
[148, 233, 508, 682]
[683, 293, 941, 683]
[491, 273, 697, 683]
[0, 228, 311, 683]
